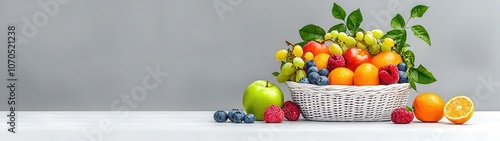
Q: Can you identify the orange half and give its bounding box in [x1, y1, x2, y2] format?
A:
[444, 96, 474, 124]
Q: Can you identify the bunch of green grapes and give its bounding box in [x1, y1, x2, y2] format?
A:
[323, 29, 395, 55]
[275, 45, 311, 83]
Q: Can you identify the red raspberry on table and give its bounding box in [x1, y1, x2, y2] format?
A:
[378, 64, 399, 85]
[327, 55, 346, 72]
[391, 106, 414, 124]
[282, 101, 300, 121]
[263, 105, 284, 123]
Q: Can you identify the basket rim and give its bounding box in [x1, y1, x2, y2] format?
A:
[285, 81, 410, 88]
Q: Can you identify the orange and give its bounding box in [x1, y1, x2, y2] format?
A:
[353, 63, 379, 86]
[413, 93, 445, 122]
[444, 96, 474, 124]
[328, 67, 354, 85]
[371, 51, 403, 68]
[313, 53, 330, 70]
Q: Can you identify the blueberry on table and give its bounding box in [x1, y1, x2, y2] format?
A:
[213, 110, 228, 122]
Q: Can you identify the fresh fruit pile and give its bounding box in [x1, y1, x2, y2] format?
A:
[390, 94, 474, 124]
[272, 3, 436, 90]
[214, 101, 301, 124]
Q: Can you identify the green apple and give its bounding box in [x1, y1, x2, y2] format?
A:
[243, 80, 284, 121]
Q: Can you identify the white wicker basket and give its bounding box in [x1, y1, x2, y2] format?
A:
[285, 81, 410, 121]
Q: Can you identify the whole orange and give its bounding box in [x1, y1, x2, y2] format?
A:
[313, 53, 330, 70]
[353, 63, 379, 86]
[328, 67, 354, 85]
[371, 51, 403, 68]
[413, 93, 445, 122]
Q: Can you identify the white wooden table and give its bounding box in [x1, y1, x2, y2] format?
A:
[1, 111, 499, 141]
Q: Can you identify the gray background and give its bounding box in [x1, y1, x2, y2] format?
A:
[0, 0, 499, 111]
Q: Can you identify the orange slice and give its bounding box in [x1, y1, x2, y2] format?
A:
[444, 96, 474, 124]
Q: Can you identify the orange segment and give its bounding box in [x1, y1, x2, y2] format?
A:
[444, 96, 474, 124]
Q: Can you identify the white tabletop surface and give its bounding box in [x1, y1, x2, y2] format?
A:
[1, 111, 499, 141]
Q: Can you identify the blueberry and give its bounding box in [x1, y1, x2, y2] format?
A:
[233, 111, 245, 123]
[317, 76, 329, 86]
[213, 110, 228, 122]
[305, 60, 316, 69]
[299, 77, 310, 84]
[308, 72, 320, 84]
[397, 62, 407, 72]
[227, 109, 239, 122]
[318, 68, 329, 77]
[398, 71, 409, 83]
[244, 114, 255, 123]
[307, 66, 319, 76]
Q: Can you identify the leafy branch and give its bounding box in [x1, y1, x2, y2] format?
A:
[294, 3, 436, 91]
[382, 5, 435, 91]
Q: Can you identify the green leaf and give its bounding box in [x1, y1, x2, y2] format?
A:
[405, 106, 413, 112]
[408, 65, 437, 84]
[299, 24, 326, 41]
[346, 9, 363, 32]
[411, 25, 431, 46]
[410, 5, 429, 18]
[409, 80, 417, 91]
[396, 30, 407, 54]
[355, 28, 365, 33]
[332, 3, 346, 20]
[328, 23, 347, 33]
[391, 14, 405, 29]
[402, 50, 415, 68]
[404, 43, 410, 48]
[272, 72, 279, 77]
[295, 41, 308, 47]
[382, 29, 403, 39]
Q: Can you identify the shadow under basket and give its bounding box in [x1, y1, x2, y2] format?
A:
[285, 81, 411, 122]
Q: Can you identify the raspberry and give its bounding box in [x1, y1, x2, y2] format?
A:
[327, 55, 346, 72]
[263, 105, 284, 123]
[378, 64, 399, 85]
[282, 101, 301, 121]
[391, 106, 414, 124]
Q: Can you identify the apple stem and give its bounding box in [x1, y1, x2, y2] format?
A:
[266, 81, 269, 87]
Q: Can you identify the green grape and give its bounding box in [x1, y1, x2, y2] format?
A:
[281, 62, 295, 75]
[324, 33, 333, 40]
[380, 43, 392, 52]
[329, 43, 342, 55]
[288, 72, 296, 81]
[355, 32, 364, 41]
[293, 57, 305, 68]
[369, 44, 381, 55]
[345, 36, 357, 47]
[372, 29, 384, 39]
[356, 41, 367, 50]
[275, 49, 288, 62]
[338, 32, 348, 42]
[277, 72, 289, 83]
[304, 52, 314, 61]
[292, 45, 303, 57]
[340, 43, 349, 53]
[383, 38, 395, 48]
[364, 34, 376, 45]
[330, 30, 339, 39]
[295, 70, 306, 82]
